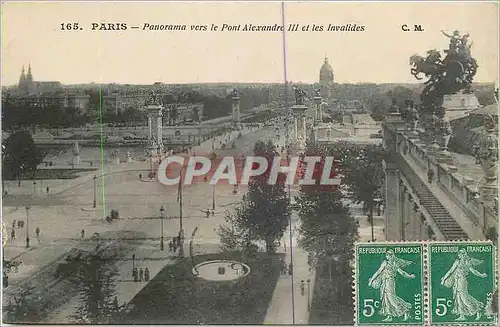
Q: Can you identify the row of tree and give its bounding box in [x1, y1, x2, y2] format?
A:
[218, 140, 290, 254]
[217, 138, 384, 324]
[2, 86, 272, 130]
[4, 249, 124, 324]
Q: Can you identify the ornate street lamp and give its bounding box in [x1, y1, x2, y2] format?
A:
[25, 206, 31, 248]
[159, 206, 165, 250]
[93, 175, 97, 208]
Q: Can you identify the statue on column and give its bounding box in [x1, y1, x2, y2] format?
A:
[231, 89, 240, 98]
[293, 86, 307, 105]
[148, 91, 163, 106]
[314, 88, 322, 98]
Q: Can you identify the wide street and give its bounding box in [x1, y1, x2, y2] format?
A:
[2, 117, 383, 324]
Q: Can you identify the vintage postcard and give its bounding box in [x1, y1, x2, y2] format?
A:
[1, 1, 498, 325]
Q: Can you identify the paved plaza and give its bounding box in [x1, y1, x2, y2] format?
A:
[2, 118, 369, 324]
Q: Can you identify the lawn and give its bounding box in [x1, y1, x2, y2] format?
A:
[123, 251, 284, 324]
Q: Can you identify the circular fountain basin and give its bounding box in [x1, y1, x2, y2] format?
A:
[192, 260, 251, 281]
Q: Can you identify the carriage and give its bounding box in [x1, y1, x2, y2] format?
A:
[3, 259, 21, 274]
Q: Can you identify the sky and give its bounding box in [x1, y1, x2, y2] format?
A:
[2, 1, 498, 86]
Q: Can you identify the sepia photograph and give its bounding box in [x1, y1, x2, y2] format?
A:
[1, 1, 498, 325]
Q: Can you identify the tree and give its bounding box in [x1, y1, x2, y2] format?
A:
[218, 140, 290, 253]
[3, 287, 43, 323]
[69, 254, 125, 324]
[297, 143, 357, 280]
[296, 143, 358, 322]
[334, 141, 385, 240]
[2, 131, 43, 184]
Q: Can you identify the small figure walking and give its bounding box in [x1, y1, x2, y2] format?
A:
[168, 240, 173, 252]
[12, 220, 16, 229]
[81, 229, 85, 239]
[139, 268, 144, 282]
[300, 280, 305, 296]
[133, 268, 138, 282]
[288, 263, 293, 276]
[11, 229, 15, 241]
[35, 227, 40, 242]
[139, 173, 142, 180]
[46, 186, 49, 194]
[206, 209, 210, 218]
[144, 268, 150, 282]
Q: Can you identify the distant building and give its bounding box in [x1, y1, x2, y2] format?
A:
[17, 64, 63, 95]
[319, 57, 334, 100]
[102, 94, 123, 114]
[163, 103, 204, 124]
[7, 65, 91, 113]
[330, 99, 365, 112]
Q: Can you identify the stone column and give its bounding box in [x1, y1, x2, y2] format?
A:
[383, 160, 401, 240]
[301, 115, 307, 141]
[148, 115, 153, 144]
[410, 200, 420, 241]
[406, 193, 416, 240]
[311, 127, 317, 144]
[157, 109, 163, 152]
[232, 95, 241, 128]
[314, 96, 322, 122]
[399, 182, 407, 241]
[293, 116, 298, 141]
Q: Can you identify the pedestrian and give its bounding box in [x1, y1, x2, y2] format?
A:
[172, 236, 177, 248]
[139, 268, 144, 282]
[288, 263, 293, 276]
[168, 240, 173, 252]
[12, 220, 16, 229]
[144, 268, 150, 282]
[81, 229, 85, 239]
[46, 186, 49, 194]
[300, 280, 305, 296]
[133, 268, 138, 282]
[206, 209, 210, 218]
[113, 296, 119, 309]
[3, 272, 8, 288]
[11, 229, 15, 241]
[36, 227, 40, 242]
[139, 173, 142, 180]
[284, 242, 287, 253]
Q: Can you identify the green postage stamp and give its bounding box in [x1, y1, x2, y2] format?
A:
[429, 241, 497, 325]
[355, 243, 424, 325]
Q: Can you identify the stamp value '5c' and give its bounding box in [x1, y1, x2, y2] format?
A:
[355, 243, 424, 326]
[429, 242, 497, 325]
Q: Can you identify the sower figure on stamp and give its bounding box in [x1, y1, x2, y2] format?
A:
[368, 249, 415, 322]
[440, 248, 488, 321]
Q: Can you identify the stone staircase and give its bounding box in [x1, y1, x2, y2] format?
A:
[396, 156, 469, 240]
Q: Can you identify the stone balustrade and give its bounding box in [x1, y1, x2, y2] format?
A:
[395, 129, 497, 238]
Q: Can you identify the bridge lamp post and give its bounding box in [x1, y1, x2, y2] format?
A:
[93, 175, 97, 208]
[372, 198, 383, 241]
[159, 206, 165, 251]
[25, 205, 31, 248]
